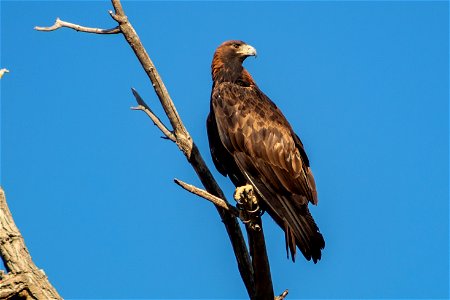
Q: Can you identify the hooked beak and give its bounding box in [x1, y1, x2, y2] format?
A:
[238, 44, 257, 58]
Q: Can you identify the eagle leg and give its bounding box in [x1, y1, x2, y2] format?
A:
[234, 184, 262, 231]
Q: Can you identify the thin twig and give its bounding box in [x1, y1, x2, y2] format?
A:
[275, 289, 289, 300]
[130, 88, 176, 142]
[35, 17, 120, 34]
[0, 68, 9, 79]
[174, 179, 240, 217]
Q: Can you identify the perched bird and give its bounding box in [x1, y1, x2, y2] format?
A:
[207, 40, 325, 262]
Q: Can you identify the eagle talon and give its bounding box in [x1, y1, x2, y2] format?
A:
[234, 184, 261, 230]
[234, 184, 254, 202]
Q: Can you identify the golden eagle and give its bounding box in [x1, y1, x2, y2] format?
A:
[207, 40, 325, 262]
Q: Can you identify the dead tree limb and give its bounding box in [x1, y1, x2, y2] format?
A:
[174, 178, 276, 299]
[174, 178, 240, 217]
[34, 17, 120, 34]
[35, 1, 281, 298]
[130, 88, 176, 142]
[0, 187, 62, 299]
[106, 2, 258, 296]
[127, 84, 257, 299]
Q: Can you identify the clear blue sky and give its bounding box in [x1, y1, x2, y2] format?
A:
[1, 1, 448, 299]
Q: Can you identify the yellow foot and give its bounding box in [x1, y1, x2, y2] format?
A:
[234, 184, 254, 203]
[234, 184, 261, 231]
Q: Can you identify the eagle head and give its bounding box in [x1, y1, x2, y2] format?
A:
[216, 40, 257, 63]
[212, 40, 257, 83]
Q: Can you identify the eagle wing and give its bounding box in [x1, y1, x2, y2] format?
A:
[212, 82, 317, 203]
[209, 82, 324, 261]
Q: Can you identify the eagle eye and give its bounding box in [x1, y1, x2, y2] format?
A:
[232, 43, 240, 49]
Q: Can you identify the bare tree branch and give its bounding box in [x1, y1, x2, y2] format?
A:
[0, 187, 62, 299]
[108, 1, 190, 151]
[174, 178, 240, 217]
[176, 180, 282, 299]
[130, 88, 176, 142]
[106, 1, 256, 297]
[35, 17, 120, 34]
[234, 185, 275, 299]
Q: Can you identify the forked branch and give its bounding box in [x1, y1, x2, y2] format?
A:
[130, 88, 175, 142]
[108, 2, 257, 294]
[174, 178, 240, 217]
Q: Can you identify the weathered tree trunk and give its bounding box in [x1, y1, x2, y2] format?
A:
[0, 187, 62, 299]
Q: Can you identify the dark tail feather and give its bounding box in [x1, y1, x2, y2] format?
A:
[296, 208, 325, 263]
[282, 201, 325, 263]
[245, 179, 325, 262]
[250, 181, 325, 262]
[284, 219, 298, 262]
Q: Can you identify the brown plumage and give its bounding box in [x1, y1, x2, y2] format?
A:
[207, 40, 325, 262]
